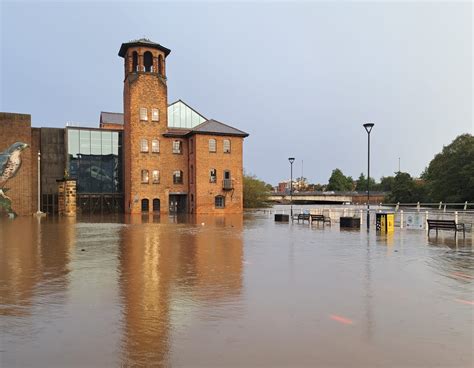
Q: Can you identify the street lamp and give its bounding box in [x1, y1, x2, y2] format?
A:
[363, 122, 374, 229]
[288, 157, 295, 218]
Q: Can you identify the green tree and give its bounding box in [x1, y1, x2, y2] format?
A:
[243, 174, 271, 208]
[422, 134, 474, 202]
[355, 173, 376, 192]
[380, 176, 395, 192]
[385, 172, 427, 203]
[326, 169, 354, 192]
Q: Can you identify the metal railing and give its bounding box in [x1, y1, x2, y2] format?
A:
[222, 179, 233, 190]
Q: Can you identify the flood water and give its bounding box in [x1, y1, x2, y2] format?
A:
[1, 212, 473, 367]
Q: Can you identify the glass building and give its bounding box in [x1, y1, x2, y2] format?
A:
[67, 128, 123, 214]
[168, 100, 206, 129]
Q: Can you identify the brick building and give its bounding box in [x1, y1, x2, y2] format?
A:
[0, 39, 248, 216]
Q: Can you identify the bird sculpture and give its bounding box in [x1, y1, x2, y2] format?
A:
[0, 142, 29, 208]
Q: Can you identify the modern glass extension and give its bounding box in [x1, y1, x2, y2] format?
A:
[67, 128, 123, 213]
[167, 100, 206, 129]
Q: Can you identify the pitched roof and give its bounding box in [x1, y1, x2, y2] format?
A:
[118, 38, 171, 57]
[100, 111, 124, 125]
[189, 119, 248, 137]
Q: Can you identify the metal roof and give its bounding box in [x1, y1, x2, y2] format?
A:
[190, 119, 249, 137]
[118, 38, 171, 57]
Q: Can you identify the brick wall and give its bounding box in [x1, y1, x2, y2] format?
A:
[0, 113, 34, 216]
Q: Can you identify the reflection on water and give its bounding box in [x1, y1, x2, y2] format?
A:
[0, 213, 472, 367]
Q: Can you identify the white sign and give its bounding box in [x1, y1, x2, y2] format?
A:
[405, 213, 424, 229]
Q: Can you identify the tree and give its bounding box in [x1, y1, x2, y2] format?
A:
[379, 176, 395, 192]
[355, 173, 376, 192]
[422, 134, 474, 202]
[326, 169, 354, 192]
[385, 172, 427, 203]
[243, 174, 272, 208]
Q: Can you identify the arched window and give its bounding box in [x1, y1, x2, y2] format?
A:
[152, 198, 160, 212]
[141, 198, 149, 212]
[140, 139, 148, 152]
[132, 51, 138, 72]
[144, 51, 153, 72]
[215, 195, 225, 209]
[141, 170, 149, 183]
[158, 55, 164, 75]
[151, 139, 159, 153]
[223, 139, 231, 153]
[152, 170, 159, 184]
[209, 138, 216, 152]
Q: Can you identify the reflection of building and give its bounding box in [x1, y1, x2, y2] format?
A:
[0, 39, 248, 216]
[118, 214, 243, 366]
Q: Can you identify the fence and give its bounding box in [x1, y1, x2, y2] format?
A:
[263, 203, 474, 231]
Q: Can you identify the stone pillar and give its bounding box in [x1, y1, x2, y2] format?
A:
[57, 179, 77, 216]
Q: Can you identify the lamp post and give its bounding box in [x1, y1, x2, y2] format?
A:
[288, 157, 295, 218]
[363, 123, 374, 229]
[35, 151, 44, 216]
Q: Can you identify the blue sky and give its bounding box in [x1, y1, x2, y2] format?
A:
[1, 1, 472, 184]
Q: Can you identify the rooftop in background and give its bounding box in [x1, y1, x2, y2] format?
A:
[99, 100, 247, 137]
[118, 38, 171, 57]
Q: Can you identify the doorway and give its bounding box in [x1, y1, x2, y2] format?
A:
[169, 194, 187, 214]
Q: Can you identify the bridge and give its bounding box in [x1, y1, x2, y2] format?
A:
[268, 191, 386, 204]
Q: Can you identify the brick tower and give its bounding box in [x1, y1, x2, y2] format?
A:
[119, 39, 171, 214]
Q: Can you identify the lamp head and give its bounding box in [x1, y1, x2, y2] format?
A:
[363, 122, 375, 134]
[288, 157, 295, 164]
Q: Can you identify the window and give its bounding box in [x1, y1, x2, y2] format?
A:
[152, 170, 160, 184]
[144, 51, 153, 72]
[209, 138, 216, 152]
[152, 198, 160, 212]
[140, 139, 148, 152]
[172, 140, 182, 154]
[209, 169, 217, 183]
[141, 170, 149, 183]
[140, 108, 148, 121]
[152, 108, 159, 122]
[141, 199, 149, 212]
[215, 195, 225, 209]
[223, 139, 231, 153]
[152, 139, 159, 153]
[173, 170, 183, 184]
[132, 51, 138, 72]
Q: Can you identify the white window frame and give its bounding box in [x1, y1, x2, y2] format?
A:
[172, 140, 182, 154]
[152, 108, 159, 122]
[140, 107, 148, 121]
[209, 138, 217, 153]
[223, 139, 231, 153]
[173, 170, 183, 184]
[152, 139, 160, 153]
[140, 139, 148, 152]
[215, 195, 225, 208]
[141, 169, 149, 183]
[209, 169, 217, 183]
[152, 170, 160, 184]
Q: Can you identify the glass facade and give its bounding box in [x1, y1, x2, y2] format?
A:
[67, 128, 123, 193]
[168, 100, 206, 128]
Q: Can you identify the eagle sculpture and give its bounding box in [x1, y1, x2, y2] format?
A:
[0, 142, 29, 204]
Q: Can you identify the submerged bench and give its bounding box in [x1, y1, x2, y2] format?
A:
[427, 219, 465, 237]
[295, 213, 311, 223]
[310, 214, 331, 225]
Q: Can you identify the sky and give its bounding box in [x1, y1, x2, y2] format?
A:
[1, 1, 472, 185]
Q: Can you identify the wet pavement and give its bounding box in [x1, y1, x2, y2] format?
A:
[0, 212, 473, 367]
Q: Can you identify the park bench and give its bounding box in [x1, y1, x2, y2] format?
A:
[295, 213, 311, 223]
[310, 214, 331, 225]
[427, 219, 465, 237]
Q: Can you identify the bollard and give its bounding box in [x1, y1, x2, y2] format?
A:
[425, 211, 429, 232]
[443, 204, 447, 213]
[439, 201, 442, 210]
[417, 202, 420, 212]
[464, 201, 468, 211]
[400, 210, 404, 229]
[455, 211, 458, 224]
[395, 202, 399, 212]
[360, 209, 363, 224]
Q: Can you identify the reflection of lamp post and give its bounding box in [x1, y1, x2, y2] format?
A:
[288, 157, 295, 218]
[363, 123, 374, 229]
[35, 151, 45, 216]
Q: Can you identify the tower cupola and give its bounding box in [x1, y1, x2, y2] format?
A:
[119, 38, 170, 77]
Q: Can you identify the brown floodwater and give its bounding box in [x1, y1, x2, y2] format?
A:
[0, 212, 473, 367]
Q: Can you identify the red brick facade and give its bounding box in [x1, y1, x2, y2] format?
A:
[121, 41, 247, 214]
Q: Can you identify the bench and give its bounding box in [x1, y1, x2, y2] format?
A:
[295, 213, 310, 223]
[310, 214, 331, 225]
[427, 219, 465, 237]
